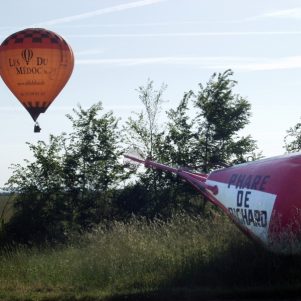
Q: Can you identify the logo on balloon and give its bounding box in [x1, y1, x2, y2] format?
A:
[21, 49, 33, 65]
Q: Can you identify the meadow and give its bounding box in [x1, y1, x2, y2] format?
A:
[1, 211, 301, 301]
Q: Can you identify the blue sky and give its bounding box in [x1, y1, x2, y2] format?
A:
[1, 0, 301, 186]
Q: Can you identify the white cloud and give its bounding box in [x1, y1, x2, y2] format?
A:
[76, 56, 301, 71]
[261, 7, 301, 19]
[31, 0, 166, 26]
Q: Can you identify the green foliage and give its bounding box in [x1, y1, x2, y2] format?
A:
[194, 69, 258, 171]
[164, 90, 197, 165]
[123, 70, 258, 217]
[124, 79, 167, 159]
[124, 79, 173, 217]
[163, 70, 259, 172]
[4, 103, 124, 243]
[284, 121, 301, 152]
[2, 70, 260, 243]
[65, 103, 124, 192]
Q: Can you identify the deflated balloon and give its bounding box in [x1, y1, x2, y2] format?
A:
[0, 28, 74, 123]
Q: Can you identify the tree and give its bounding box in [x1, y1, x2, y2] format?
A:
[124, 79, 167, 159]
[123, 73, 259, 217]
[5, 135, 67, 243]
[2, 73, 261, 242]
[62, 103, 125, 227]
[284, 121, 301, 152]
[123, 79, 171, 217]
[159, 70, 259, 215]
[4, 103, 125, 243]
[164, 90, 196, 166]
[194, 69, 258, 172]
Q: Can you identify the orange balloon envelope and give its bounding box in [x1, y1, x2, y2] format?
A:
[0, 28, 74, 128]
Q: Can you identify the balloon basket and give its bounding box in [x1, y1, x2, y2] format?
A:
[34, 122, 41, 133]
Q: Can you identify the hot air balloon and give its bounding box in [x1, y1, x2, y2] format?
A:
[0, 28, 74, 132]
[124, 152, 301, 255]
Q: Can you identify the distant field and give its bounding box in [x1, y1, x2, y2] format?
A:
[0, 194, 15, 224]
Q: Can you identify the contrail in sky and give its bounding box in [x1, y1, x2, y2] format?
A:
[246, 7, 301, 21]
[32, 0, 166, 26]
[260, 7, 301, 19]
[68, 31, 301, 38]
[76, 56, 301, 71]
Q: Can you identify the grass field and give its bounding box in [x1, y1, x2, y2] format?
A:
[1, 212, 301, 300]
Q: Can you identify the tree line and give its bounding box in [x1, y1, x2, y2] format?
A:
[1, 69, 298, 245]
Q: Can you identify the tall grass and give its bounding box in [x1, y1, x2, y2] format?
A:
[1, 212, 301, 300]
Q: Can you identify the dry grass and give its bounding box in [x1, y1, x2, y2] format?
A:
[0, 212, 301, 300]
